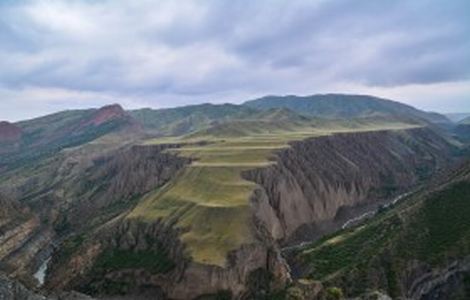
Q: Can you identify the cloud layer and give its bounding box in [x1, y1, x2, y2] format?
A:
[1, 0, 469, 120]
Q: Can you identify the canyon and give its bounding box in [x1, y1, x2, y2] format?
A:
[0, 95, 468, 299]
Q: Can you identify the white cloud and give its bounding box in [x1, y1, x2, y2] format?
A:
[0, 0, 469, 120]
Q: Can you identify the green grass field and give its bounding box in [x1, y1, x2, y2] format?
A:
[130, 120, 419, 266]
[295, 179, 470, 297]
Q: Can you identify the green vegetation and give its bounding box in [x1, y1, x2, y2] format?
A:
[130, 103, 257, 136]
[196, 290, 233, 300]
[243, 94, 447, 124]
[94, 248, 175, 274]
[326, 287, 344, 300]
[301, 214, 403, 280]
[296, 173, 470, 297]
[54, 234, 85, 265]
[131, 116, 417, 267]
[403, 181, 470, 263]
[1, 117, 128, 170]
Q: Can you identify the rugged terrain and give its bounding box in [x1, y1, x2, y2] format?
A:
[291, 157, 470, 299]
[0, 94, 467, 299]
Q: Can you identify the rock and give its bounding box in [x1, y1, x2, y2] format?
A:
[0, 273, 95, 299]
[0, 121, 22, 142]
[243, 127, 454, 245]
[0, 273, 47, 300]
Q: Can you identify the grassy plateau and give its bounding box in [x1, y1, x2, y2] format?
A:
[129, 119, 418, 267]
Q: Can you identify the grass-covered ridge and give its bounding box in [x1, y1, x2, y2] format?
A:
[295, 166, 470, 297]
[130, 117, 418, 267]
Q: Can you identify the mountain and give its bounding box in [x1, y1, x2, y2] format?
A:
[291, 158, 470, 299]
[454, 118, 470, 143]
[244, 94, 450, 124]
[446, 113, 470, 123]
[0, 95, 466, 299]
[459, 116, 470, 125]
[130, 103, 257, 136]
[42, 127, 458, 299]
[0, 121, 22, 142]
[0, 104, 140, 171]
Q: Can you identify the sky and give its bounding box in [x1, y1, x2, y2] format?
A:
[0, 0, 469, 121]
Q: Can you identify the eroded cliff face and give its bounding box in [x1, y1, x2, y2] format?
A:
[243, 128, 456, 244]
[0, 143, 190, 294]
[25, 128, 458, 299]
[46, 215, 290, 299]
[0, 272, 94, 300]
[1, 143, 190, 234]
[53, 144, 191, 232]
[0, 194, 54, 286]
[405, 258, 470, 300]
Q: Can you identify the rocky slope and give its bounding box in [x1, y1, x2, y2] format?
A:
[0, 121, 22, 142]
[0, 141, 190, 294]
[292, 157, 470, 299]
[0, 104, 141, 172]
[41, 127, 459, 299]
[0, 193, 54, 287]
[243, 127, 456, 245]
[454, 123, 470, 143]
[0, 272, 94, 300]
[0, 98, 463, 299]
[46, 216, 289, 300]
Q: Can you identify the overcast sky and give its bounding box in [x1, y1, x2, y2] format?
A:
[1, 0, 469, 121]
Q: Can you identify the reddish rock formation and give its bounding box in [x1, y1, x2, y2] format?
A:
[91, 104, 126, 125]
[0, 121, 22, 142]
[80, 104, 127, 127]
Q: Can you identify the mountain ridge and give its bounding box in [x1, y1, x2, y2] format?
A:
[243, 93, 450, 124]
[0, 93, 467, 300]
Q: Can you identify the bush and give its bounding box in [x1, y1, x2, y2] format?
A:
[326, 287, 344, 300]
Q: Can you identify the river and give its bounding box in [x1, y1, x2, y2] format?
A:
[33, 257, 51, 286]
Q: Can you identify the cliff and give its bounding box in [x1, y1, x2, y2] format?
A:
[243, 127, 455, 245]
[0, 193, 54, 286]
[292, 157, 470, 299]
[0, 143, 189, 292]
[44, 127, 458, 299]
[0, 272, 94, 300]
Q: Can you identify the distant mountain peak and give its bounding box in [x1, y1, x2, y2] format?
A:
[0, 121, 22, 142]
[458, 116, 470, 125]
[89, 104, 126, 126]
[244, 93, 450, 124]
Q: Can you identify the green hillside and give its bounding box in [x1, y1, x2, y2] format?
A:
[459, 116, 470, 125]
[244, 94, 450, 124]
[293, 159, 470, 298]
[0, 105, 135, 171]
[130, 117, 418, 267]
[130, 103, 257, 136]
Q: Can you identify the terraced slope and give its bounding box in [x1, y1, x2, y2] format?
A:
[0, 97, 461, 299]
[129, 118, 419, 267]
[19, 118, 457, 299]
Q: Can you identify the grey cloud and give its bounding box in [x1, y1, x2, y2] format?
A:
[0, 0, 469, 119]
